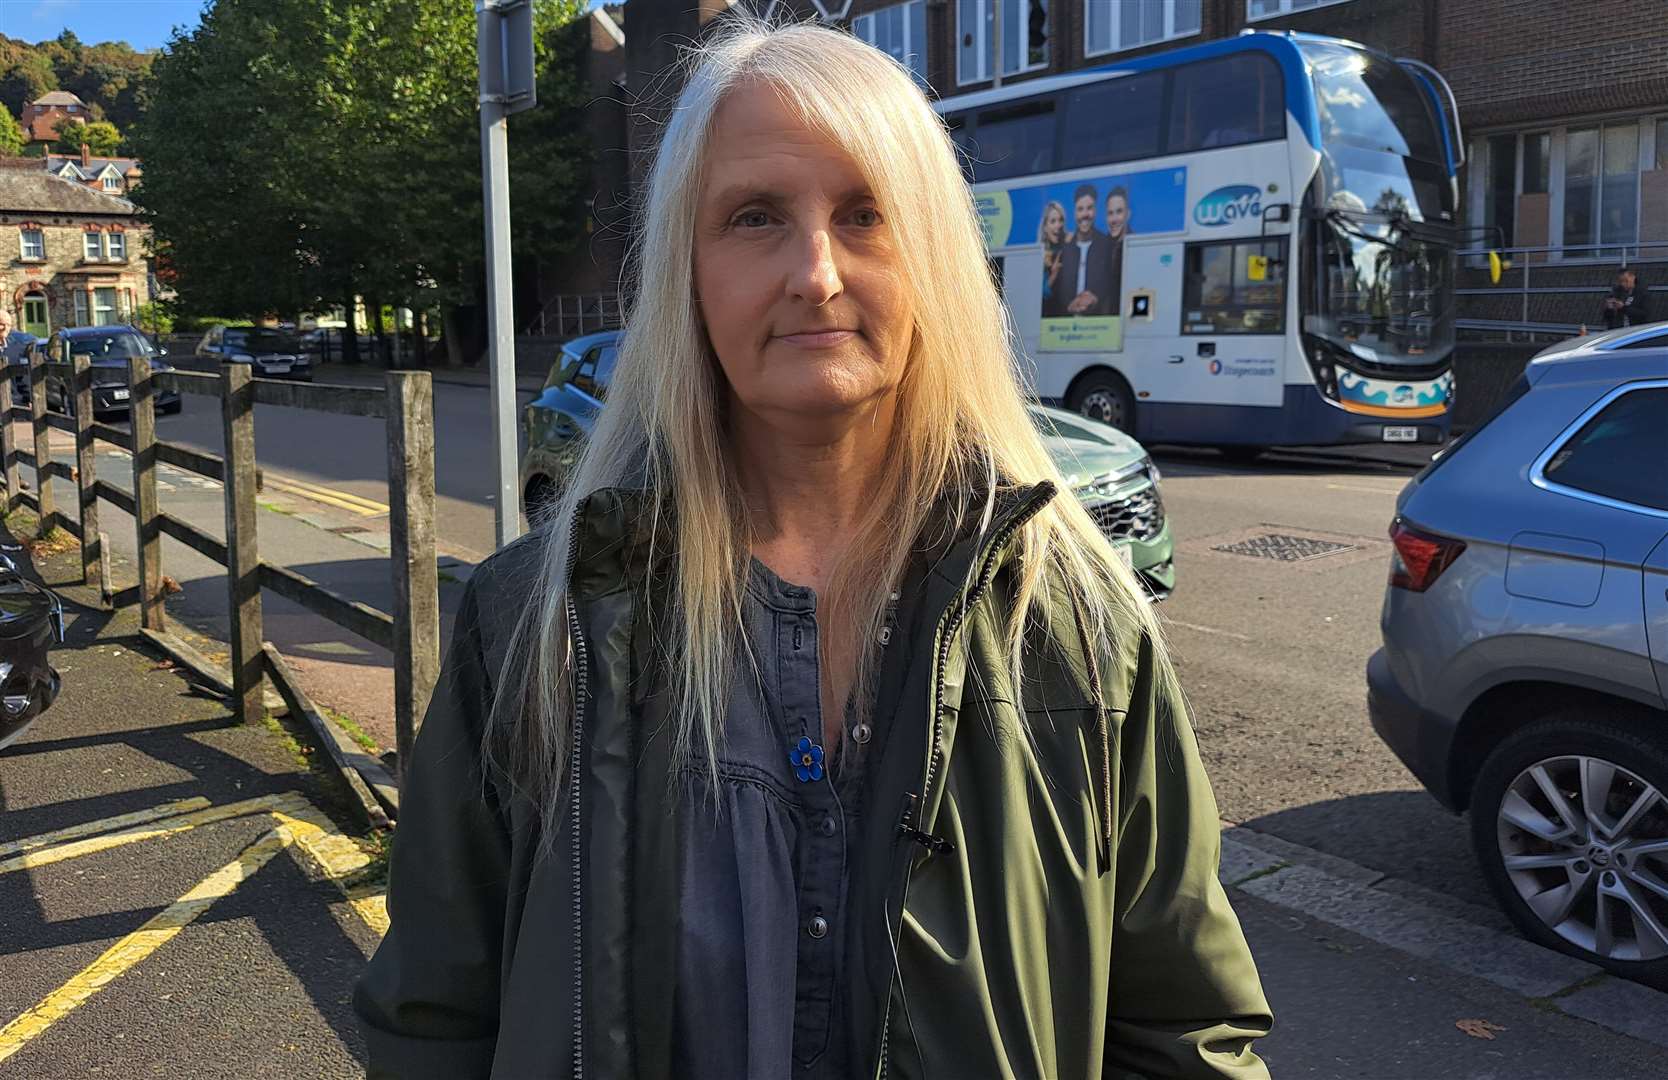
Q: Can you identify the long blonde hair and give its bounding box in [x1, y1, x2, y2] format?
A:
[488, 18, 1177, 833]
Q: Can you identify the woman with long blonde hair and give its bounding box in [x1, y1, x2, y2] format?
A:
[357, 19, 1270, 1080]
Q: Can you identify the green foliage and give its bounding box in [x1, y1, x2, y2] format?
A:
[54, 117, 122, 155]
[0, 31, 153, 134]
[172, 314, 254, 334]
[133, 301, 174, 335]
[0, 107, 23, 156]
[130, 0, 592, 320]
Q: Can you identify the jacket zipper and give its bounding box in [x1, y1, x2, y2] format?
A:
[875, 486, 1054, 1080]
[564, 502, 591, 1080]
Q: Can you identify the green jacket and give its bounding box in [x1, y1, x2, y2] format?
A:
[355, 484, 1272, 1079]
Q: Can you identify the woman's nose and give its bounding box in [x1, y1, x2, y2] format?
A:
[786, 228, 842, 307]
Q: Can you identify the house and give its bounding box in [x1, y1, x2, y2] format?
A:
[0, 158, 149, 337]
[20, 90, 90, 147]
[45, 146, 142, 198]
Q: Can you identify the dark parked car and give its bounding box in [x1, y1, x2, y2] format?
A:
[1368, 321, 1668, 987]
[0, 552, 64, 751]
[195, 325, 315, 381]
[25, 326, 182, 417]
[520, 331, 1178, 598]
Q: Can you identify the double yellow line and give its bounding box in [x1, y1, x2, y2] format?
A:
[264, 474, 390, 517]
[0, 792, 388, 1064]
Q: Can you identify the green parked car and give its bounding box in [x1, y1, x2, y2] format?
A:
[522, 331, 1175, 598]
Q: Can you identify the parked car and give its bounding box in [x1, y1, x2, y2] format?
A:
[22, 326, 182, 417]
[1368, 321, 1668, 987]
[195, 325, 314, 381]
[520, 330, 1177, 598]
[0, 552, 64, 751]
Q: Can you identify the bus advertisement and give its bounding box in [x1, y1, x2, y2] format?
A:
[940, 32, 1463, 451]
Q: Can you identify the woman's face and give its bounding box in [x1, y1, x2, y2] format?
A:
[693, 82, 914, 429]
[1043, 206, 1064, 243]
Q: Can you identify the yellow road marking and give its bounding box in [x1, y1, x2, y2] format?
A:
[265, 475, 389, 516]
[0, 792, 310, 875]
[344, 887, 391, 936]
[0, 797, 212, 859]
[0, 825, 293, 1065]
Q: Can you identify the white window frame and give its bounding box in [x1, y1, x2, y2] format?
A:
[957, 0, 1050, 86]
[1246, 0, 1354, 19]
[107, 231, 126, 260]
[83, 230, 103, 261]
[853, 1, 927, 84]
[19, 228, 44, 261]
[1084, 0, 1201, 61]
[72, 291, 88, 326]
[92, 287, 118, 327]
[101, 171, 121, 192]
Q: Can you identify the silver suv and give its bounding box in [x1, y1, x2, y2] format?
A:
[1368, 322, 1668, 988]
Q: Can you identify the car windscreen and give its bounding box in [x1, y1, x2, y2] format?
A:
[66, 331, 152, 359]
[223, 328, 301, 353]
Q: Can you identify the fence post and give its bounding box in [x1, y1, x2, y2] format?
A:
[128, 356, 166, 631]
[385, 370, 439, 789]
[28, 344, 54, 538]
[70, 353, 102, 593]
[220, 364, 265, 722]
[0, 373, 16, 519]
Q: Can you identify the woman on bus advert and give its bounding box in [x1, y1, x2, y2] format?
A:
[355, 18, 1272, 1080]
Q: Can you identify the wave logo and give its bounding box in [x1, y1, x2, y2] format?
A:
[1208, 359, 1224, 375]
[1193, 185, 1262, 228]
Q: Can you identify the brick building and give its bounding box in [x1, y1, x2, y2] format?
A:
[45, 148, 143, 199]
[0, 160, 149, 339]
[19, 90, 90, 147]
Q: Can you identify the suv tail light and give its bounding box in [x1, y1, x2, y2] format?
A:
[1389, 519, 1465, 592]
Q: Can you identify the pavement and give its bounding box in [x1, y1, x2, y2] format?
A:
[5, 494, 1668, 1077]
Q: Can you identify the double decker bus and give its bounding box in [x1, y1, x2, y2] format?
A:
[938, 31, 1463, 450]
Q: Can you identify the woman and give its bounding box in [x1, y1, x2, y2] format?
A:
[356, 20, 1270, 1080]
[1038, 199, 1067, 314]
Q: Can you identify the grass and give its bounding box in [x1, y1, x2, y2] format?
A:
[260, 711, 317, 771]
[321, 704, 381, 755]
[436, 569, 462, 585]
[257, 500, 297, 517]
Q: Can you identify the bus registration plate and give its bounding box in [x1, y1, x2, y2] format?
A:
[1382, 426, 1419, 443]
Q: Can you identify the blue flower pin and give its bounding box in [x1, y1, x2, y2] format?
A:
[791, 736, 825, 783]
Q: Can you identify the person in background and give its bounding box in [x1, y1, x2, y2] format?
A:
[0, 307, 30, 366]
[1037, 200, 1067, 316]
[1600, 268, 1650, 330]
[1057, 184, 1116, 316]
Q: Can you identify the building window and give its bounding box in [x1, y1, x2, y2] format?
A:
[19, 228, 44, 260]
[108, 231, 126, 260]
[958, 0, 1050, 85]
[73, 291, 87, 326]
[1565, 122, 1640, 255]
[1248, 0, 1350, 17]
[84, 231, 103, 261]
[102, 174, 120, 192]
[93, 288, 118, 326]
[1085, 0, 1199, 58]
[853, 1, 928, 86]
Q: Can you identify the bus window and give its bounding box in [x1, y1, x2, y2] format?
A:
[969, 97, 1056, 182]
[1058, 71, 1166, 169]
[945, 112, 978, 182]
[1168, 53, 1283, 153]
[1181, 238, 1286, 335]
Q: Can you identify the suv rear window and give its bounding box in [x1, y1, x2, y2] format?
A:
[1542, 385, 1668, 511]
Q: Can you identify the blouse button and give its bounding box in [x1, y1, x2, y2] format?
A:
[819, 815, 838, 837]
[852, 723, 872, 745]
[807, 914, 829, 939]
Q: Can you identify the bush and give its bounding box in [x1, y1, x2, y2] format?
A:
[171, 314, 253, 334]
[133, 301, 174, 335]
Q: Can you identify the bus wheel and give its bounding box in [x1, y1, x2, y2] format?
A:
[1066, 370, 1135, 434]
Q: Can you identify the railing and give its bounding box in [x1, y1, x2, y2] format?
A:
[1455, 242, 1668, 341]
[524, 292, 624, 337]
[0, 353, 439, 798]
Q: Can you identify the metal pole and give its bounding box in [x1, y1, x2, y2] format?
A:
[991, 0, 1003, 88]
[480, 20, 520, 549]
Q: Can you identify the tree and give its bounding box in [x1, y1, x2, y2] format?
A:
[0, 46, 57, 118]
[131, 0, 592, 343]
[55, 116, 121, 155]
[0, 107, 23, 156]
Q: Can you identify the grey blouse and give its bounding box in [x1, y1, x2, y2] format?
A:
[670, 558, 894, 1079]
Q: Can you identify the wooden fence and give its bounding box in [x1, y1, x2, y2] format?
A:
[0, 352, 439, 792]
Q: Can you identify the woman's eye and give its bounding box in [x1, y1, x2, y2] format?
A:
[851, 207, 882, 227]
[734, 210, 772, 228]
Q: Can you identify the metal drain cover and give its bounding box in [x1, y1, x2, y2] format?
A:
[1212, 532, 1358, 561]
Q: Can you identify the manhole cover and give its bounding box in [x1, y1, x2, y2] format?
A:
[1212, 533, 1358, 561]
[329, 524, 369, 535]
